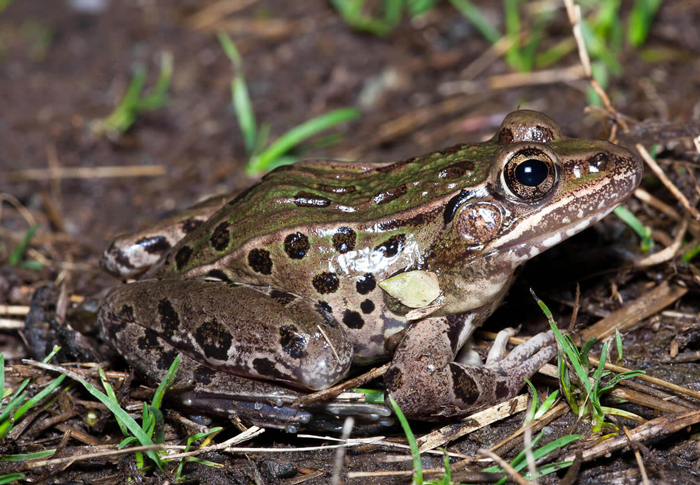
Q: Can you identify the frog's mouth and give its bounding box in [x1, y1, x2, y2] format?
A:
[497, 203, 620, 265]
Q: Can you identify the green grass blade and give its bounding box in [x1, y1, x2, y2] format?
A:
[0, 354, 4, 414]
[217, 31, 242, 68]
[330, 0, 394, 36]
[613, 206, 653, 251]
[9, 224, 39, 265]
[523, 378, 538, 424]
[151, 354, 180, 410]
[534, 390, 559, 420]
[407, 0, 440, 16]
[31, 362, 163, 468]
[0, 450, 55, 461]
[384, 0, 404, 27]
[615, 328, 623, 360]
[101, 67, 147, 133]
[352, 388, 385, 404]
[12, 375, 66, 423]
[247, 107, 360, 174]
[388, 395, 422, 484]
[449, 0, 501, 44]
[232, 75, 257, 154]
[135, 52, 172, 112]
[0, 473, 26, 484]
[628, 0, 662, 47]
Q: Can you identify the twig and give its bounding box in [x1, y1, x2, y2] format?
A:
[635, 143, 700, 220]
[3, 165, 166, 182]
[478, 449, 530, 485]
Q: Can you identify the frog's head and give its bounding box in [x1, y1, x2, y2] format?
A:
[437, 110, 643, 312]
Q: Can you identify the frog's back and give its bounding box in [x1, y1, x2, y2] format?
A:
[147, 144, 494, 281]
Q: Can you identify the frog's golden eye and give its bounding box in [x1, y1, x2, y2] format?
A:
[503, 149, 556, 201]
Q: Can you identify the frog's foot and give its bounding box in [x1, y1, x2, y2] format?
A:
[385, 318, 556, 419]
[100, 194, 232, 278]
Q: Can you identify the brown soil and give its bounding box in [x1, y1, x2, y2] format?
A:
[1, 1, 700, 483]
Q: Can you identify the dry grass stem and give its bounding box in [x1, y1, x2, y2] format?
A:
[0, 193, 38, 226]
[24, 444, 166, 469]
[636, 143, 700, 220]
[439, 65, 585, 96]
[418, 394, 528, 452]
[562, 408, 700, 463]
[0, 318, 24, 330]
[623, 426, 651, 485]
[293, 362, 389, 407]
[187, 0, 258, 30]
[478, 449, 530, 485]
[3, 165, 166, 182]
[579, 281, 687, 342]
[636, 216, 689, 267]
[0, 304, 30, 316]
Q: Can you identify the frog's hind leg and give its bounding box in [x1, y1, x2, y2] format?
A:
[99, 278, 354, 394]
[385, 317, 556, 419]
[101, 194, 232, 278]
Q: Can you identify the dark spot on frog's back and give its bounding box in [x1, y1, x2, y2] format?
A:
[342, 310, 364, 329]
[375, 157, 416, 173]
[294, 191, 330, 208]
[449, 364, 479, 405]
[181, 218, 204, 234]
[210, 222, 231, 251]
[194, 318, 233, 361]
[373, 184, 408, 205]
[312, 271, 339, 294]
[248, 248, 273, 275]
[317, 301, 333, 314]
[315, 183, 356, 194]
[356, 273, 376, 295]
[360, 299, 375, 314]
[157, 298, 180, 337]
[443, 189, 470, 224]
[283, 232, 310, 259]
[438, 143, 468, 155]
[332, 227, 356, 254]
[175, 246, 192, 270]
[270, 289, 296, 306]
[439, 160, 476, 179]
[136, 235, 171, 254]
[194, 365, 217, 385]
[279, 324, 307, 359]
[374, 234, 406, 258]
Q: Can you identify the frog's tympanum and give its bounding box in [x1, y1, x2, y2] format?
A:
[98, 111, 642, 429]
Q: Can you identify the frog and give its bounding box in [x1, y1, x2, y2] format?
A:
[98, 110, 642, 428]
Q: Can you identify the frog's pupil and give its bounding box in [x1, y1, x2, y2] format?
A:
[515, 159, 548, 186]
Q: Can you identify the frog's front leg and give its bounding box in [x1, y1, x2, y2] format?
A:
[99, 278, 353, 392]
[385, 315, 555, 419]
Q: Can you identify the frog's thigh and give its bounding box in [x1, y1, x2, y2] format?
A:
[100, 278, 353, 391]
[385, 317, 555, 418]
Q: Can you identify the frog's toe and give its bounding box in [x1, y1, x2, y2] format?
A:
[485, 330, 556, 392]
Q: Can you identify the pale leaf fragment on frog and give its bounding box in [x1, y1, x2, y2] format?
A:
[378, 270, 442, 309]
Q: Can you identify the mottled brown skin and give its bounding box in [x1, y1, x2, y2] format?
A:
[98, 110, 643, 422]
